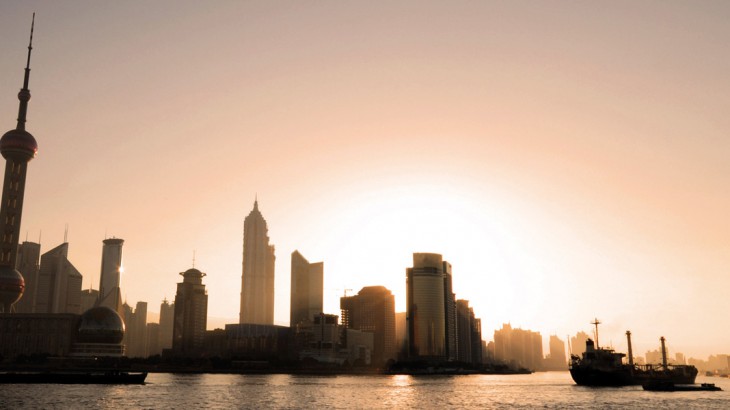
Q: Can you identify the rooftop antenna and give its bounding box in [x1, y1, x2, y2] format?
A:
[591, 318, 602, 349]
[63, 223, 68, 243]
[192, 250, 196, 268]
[25, 231, 28, 242]
[38, 230, 42, 246]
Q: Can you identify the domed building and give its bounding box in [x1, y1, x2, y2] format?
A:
[0, 268, 25, 313]
[71, 306, 126, 357]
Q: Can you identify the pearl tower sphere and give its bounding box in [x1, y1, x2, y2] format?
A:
[0, 15, 38, 313]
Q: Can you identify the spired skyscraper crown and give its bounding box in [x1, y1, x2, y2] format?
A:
[0, 14, 38, 313]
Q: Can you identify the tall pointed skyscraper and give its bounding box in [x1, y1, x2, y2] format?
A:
[0, 16, 38, 313]
[239, 199, 275, 325]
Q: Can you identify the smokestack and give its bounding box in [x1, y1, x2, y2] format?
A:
[626, 331, 634, 366]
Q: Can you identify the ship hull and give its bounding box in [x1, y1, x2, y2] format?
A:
[570, 366, 698, 387]
[570, 366, 636, 386]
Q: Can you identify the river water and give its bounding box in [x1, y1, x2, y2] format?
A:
[1, 371, 729, 409]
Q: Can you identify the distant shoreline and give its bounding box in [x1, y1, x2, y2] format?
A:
[0, 363, 536, 377]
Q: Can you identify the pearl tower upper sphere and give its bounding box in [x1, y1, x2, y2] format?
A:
[1, 90, 38, 162]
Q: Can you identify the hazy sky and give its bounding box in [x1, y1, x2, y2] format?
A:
[1, 1, 728, 359]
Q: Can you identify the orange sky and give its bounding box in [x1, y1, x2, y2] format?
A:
[1, 1, 728, 359]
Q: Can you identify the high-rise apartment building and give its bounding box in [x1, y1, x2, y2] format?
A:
[14, 241, 40, 313]
[544, 335, 567, 370]
[406, 253, 455, 360]
[240, 200, 275, 325]
[34, 242, 82, 314]
[290, 250, 323, 327]
[493, 323, 544, 371]
[173, 268, 208, 355]
[570, 331, 590, 356]
[340, 286, 396, 365]
[0, 17, 38, 313]
[98, 238, 124, 314]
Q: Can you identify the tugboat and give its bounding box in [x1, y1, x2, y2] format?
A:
[642, 382, 722, 392]
[569, 319, 698, 387]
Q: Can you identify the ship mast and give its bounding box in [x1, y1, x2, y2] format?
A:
[591, 318, 601, 349]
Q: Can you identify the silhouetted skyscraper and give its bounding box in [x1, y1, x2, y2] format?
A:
[443, 261, 457, 361]
[455, 299, 484, 366]
[0, 16, 37, 313]
[340, 286, 396, 365]
[173, 268, 208, 354]
[290, 250, 323, 327]
[98, 238, 124, 314]
[240, 199, 275, 325]
[406, 253, 451, 359]
[126, 301, 148, 358]
[456, 299, 473, 363]
[34, 242, 82, 314]
[159, 298, 174, 351]
[14, 241, 40, 313]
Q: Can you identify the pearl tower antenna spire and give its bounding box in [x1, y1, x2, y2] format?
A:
[0, 13, 40, 312]
[17, 13, 35, 132]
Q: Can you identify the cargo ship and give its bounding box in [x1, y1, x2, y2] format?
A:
[569, 319, 698, 387]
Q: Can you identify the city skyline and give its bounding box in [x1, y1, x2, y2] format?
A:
[1, 1, 729, 359]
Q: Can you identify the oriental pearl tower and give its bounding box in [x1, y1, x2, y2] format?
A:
[0, 15, 38, 313]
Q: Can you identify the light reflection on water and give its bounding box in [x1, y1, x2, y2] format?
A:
[1, 372, 729, 409]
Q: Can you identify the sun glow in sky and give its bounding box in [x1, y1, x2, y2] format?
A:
[1, 1, 729, 359]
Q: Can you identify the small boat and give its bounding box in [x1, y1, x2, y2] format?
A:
[643, 382, 722, 392]
[0, 370, 147, 384]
